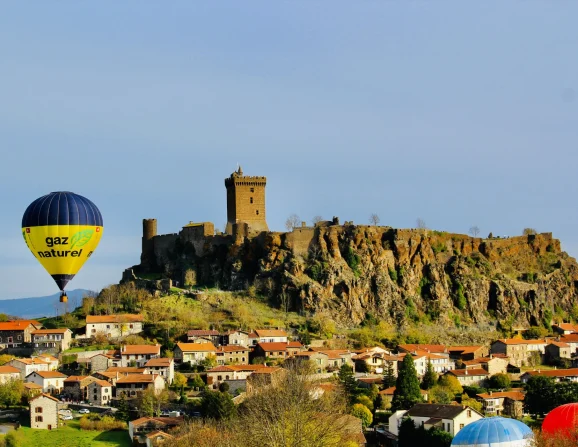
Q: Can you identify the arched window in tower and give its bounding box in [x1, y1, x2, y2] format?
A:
[250, 197, 253, 204]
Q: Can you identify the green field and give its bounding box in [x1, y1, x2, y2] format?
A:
[14, 420, 131, 447]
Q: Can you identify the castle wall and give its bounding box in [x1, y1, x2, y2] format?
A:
[153, 233, 178, 267]
[285, 227, 316, 256]
[180, 223, 215, 257]
[141, 219, 157, 267]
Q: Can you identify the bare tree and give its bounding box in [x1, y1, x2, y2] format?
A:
[369, 214, 380, 226]
[285, 214, 300, 231]
[523, 228, 537, 235]
[469, 226, 480, 237]
[416, 218, 427, 230]
[311, 215, 323, 226]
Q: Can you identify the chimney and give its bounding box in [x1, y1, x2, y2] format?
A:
[489, 391, 493, 396]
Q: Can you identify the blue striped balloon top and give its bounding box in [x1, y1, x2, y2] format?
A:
[22, 192, 103, 228]
[451, 417, 533, 446]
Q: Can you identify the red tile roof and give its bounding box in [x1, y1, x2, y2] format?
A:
[493, 339, 547, 345]
[398, 344, 447, 353]
[216, 345, 250, 353]
[477, 391, 525, 401]
[90, 379, 112, 387]
[254, 329, 287, 338]
[121, 345, 160, 355]
[548, 341, 570, 348]
[30, 393, 60, 403]
[144, 358, 173, 367]
[176, 342, 216, 352]
[32, 328, 70, 335]
[31, 371, 67, 379]
[256, 342, 290, 352]
[523, 368, 578, 378]
[86, 314, 144, 323]
[117, 374, 159, 384]
[0, 321, 39, 331]
[0, 366, 19, 374]
[207, 365, 266, 373]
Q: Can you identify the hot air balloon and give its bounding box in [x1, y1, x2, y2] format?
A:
[22, 192, 103, 302]
[451, 417, 534, 447]
[542, 403, 578, 440]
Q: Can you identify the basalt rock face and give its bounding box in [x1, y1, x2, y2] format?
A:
[129, 225, 578, 329]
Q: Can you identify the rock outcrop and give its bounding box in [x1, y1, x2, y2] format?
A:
[125, 225, 578, 330]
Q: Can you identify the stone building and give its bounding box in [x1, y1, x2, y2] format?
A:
[215, 345, 250, 365]
[87, 379, 113, 406]
[490, 339, 547, 367]
[120, 344, 161, 367]
[85, 314, 144, 338]
[173, 343, 216, 365]
[31, 328, 72, 352]
[225, 167, 268, 234]
[63, 376, 98, 401]
[144, 358, 175, 385]
[0, 320, 42, 348]
[90, 353, 119, 372]
[30, 393, 60, 430]
[116, 374, 165, 398]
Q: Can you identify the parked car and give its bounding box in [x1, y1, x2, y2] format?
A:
[78, 409, 90, 414]
[61, 415, 73, 420]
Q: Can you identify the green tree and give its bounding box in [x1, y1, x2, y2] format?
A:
[429, 385, 453, 404]
[173, 372, 188, 392]
[200, 391, 237, 420]
[338, 364, 358, 404]
[489, 373, 511, 390]
[383, 361, 397, 388]
[428, 427, 453, 447]
[137, 388, 169, 417]
[421, 359, 437, 390]
[354, 394, 374, 411]
[392, 354, 423, 411]
[525, 375, 556, 416]
[219, 382, 230, 393]
[398, 418, 423, 447]
[438, 375, 463, 395]
[461, 396, 483, 413]
[115, 393, 130, 422]
[351, 404, 373, 429]
[0, 380, 23, 408]
[190, 374, 205, 390]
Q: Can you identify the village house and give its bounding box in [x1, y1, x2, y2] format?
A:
[206, 365, 268, 388]
[558, 334, 578, 355]
[120, 344, 161, 367]
[128, 416, 184, 444]
[246, 367, 286, 395]
[520, 368, 578, 383]
[476, 390, 525, 417]
[90, 353, 120, 372]
[24, 382, 43, 398]
[353, 352, 401, 374]
[398, 344, 447, 355]
[447, 346, 489, 361]
[545, 341, 572, 361]
[379, 387, 429, 410]
[63, 375, 98, 401]
[0, 366, 21, 384]
[116, 374, 165, 398]
[490, 339, 547, 367]
[144, 358, 175, 384]
[412, 351, 455, 376]
[254, 329, 288, 344]
[34, 354, 59, 371]
[215, 345, 250, 365]
[252, 342, 302, 361]
[25, 371, 67, 394]
[9, 358, 49, 380]
[186, 330, 220, 345]
[0, 320, 42, 348]
[31, 328, 73, 352]
[87, 379, 113, 406]
[552, 323, 578, 335]
[461, 356, 509, 375]
[30, 393, 60, 430]
[444, 368, 490, 387]
[85, 314, 144, 338]
[174, 342, 217, 365]
[389, 403, 484, 437]
[145, 431, 175, 447]
[224, 330, 250, 346]
[292, 349, 354, 373]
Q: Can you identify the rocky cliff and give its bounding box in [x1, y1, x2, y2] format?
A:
[126, 225, 578, 331]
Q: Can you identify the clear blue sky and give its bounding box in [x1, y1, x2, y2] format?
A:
[1, 2, 577, 299]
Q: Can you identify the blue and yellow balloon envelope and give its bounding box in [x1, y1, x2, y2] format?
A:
[22, 191, 103, 301]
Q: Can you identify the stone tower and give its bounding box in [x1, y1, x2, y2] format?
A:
[141, 218, 157, 267]
[225, 167, 268, 234]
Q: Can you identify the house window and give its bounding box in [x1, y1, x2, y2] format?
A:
[460, 424, 465, 429]
[92, 329, 96, 334]
[7, 337, 12, 343]
[217, 375, 222, 381]
[17, 335, 22, 341]
[256, 210, 259, 215]
[35, 407, 43, 413]
[35, 416, 43, 422]
[250, 188, 254, 193]
[106, 325, 110, 329]
[250, 197, 253, 204]
[130, 324, 134, 329]
[467, 410, 472, 418]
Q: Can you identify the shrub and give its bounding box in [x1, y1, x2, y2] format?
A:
[79, 415, 126, 431]
[388, 268, 398, 282]
[345, 247, 361, 277]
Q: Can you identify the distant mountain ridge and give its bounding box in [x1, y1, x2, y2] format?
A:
[0, 289, 91, 319]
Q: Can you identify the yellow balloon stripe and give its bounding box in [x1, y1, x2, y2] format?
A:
[22, 225, 103, 275]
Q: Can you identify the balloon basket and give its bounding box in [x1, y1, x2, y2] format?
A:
[60, 294, 68, 303]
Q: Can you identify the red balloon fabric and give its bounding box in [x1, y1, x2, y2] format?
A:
[542, 403, 578, 438]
